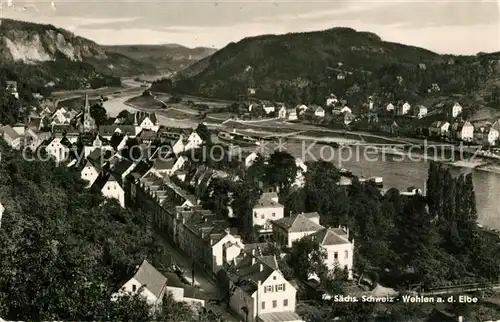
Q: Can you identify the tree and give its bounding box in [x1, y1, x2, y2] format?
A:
[289, 237, 327, 280]
[90, 103, 108, 126]
[266, 151, 298, 194]
[195, 123, 211, 144]
[117, 110, 131, 120]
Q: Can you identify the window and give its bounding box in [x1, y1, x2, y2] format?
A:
[344, 265, 348, 271]
[272, 212, 275, 217]
[283, 299, 288, 307]
[261, 302, 265, 310]
[261, 215, 264, 219]
[107, 186, 110, 190]
[273, 276, 276, 280]
[265, 285, 273, 293]
[132, 285, 136, 292]
[272, 300, 277, 308]
[344, 250, 348, 259]
[254, 212, 257, 218]
[334, 252, 338, 259]
[276, 284, 285, 291]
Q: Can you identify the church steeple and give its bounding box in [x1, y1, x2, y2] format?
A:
[84, 94, 90, 114]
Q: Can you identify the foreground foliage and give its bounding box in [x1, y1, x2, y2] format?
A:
[0, 144, 213, 320]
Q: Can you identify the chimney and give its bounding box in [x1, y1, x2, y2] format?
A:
[225, 228, 231, 235]
[458, 317, 463, 322]
[259, 264, 263, 272]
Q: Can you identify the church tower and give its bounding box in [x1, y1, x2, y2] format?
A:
[82, 94, 96, 132]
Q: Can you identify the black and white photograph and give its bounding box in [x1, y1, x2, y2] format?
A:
[0, 0, 499, 321]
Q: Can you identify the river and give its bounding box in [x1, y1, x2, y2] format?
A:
[103, 94, 500, 230]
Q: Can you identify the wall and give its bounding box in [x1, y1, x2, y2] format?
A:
[257, 271, 296, 316]
[324, 243, 354, 279]
[102, 181, 125, 207]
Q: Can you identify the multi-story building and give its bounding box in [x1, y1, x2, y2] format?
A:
[224, 248, 304, 322]
[252, 192, 284, 238]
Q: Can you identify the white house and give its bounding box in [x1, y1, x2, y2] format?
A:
[451, 102, 462, 118]
[45, 137, 71, 163]
[429, 121, 450, 137]
[310, 226, 354, 279]
[263, 103, 276, 115]
[399, 102, 411, 115]
[456, 121, 474, 142]
[386, 103, 395, 111]
[112, 260, 167, 312]
[171, 138, 185, 155]
[226, 250, 303, 322]
[6, 81, 18, 99]
[211, 230, 244, 275]
[94, 174, 125, 207]
[344, 112, 355, 126]
[287, 109, 297, 121]
[0, 125, 23, 149]
[84, 135, 113, 158]
[252, 192, 284, 234]
[417, 105, 428, 119]
[135, 111, 159, 132]
[186, 131, 203, 147]
[0, 202, 4, 228]
[488, 127, 499, 146]
[326, 94, 338, 107]
[314, 106, 325, 118]
[490, 120, 500, 145]
[278, 106, 287, 119]
[294, 158, 307, 187]
[164, 272, 206, 308]
[245, 152, 259, 168]
[272, 212, 324, 248]
[81, 160, 100, 188]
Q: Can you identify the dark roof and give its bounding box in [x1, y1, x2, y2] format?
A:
[272, 213, 323, 233]
[99, 125, 136, 137]
[153, 158, 175, 170]
[91, 172, 111, 190]
[138, 129, 157, 141]
[311, 228, 350, 246]
[111, 158, 135, 177]
[133, 260, 167, 299]
[129, 161, 152, 179]
[227, 253, 279, 295]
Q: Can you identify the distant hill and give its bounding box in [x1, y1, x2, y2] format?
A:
[0, 19, 158, 91]
[153, 27, 500, 116]
[105, 44, 217, 74]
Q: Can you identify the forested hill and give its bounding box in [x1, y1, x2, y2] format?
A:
[153, 27, 500, 111]
[105, 44, 217, 74]
[0, 19, 157, 91]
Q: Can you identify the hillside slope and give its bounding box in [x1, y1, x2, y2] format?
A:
[105, 44, 217, 73]
[0, 19, 157, 90]
[155, 28, 500, 113]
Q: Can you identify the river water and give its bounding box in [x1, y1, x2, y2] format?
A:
[103, 95, 500, 230]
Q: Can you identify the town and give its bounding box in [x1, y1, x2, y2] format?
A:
[0, 80, 499, 322]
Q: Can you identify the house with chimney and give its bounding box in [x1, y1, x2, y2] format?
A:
[271, 212, 323, 248]
[252, 192, 285, 239]
[134, 111, 159, 132]
[91, 173, 125, 207]
[224, 249, 303, 322]
[112, 260, 167, 313]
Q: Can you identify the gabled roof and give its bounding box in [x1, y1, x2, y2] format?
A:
[0, 125, 21, 140]
[311, 227, 350, 246]
[135, 111, 157, 125]
[111, 158, 135, 177]
[133, 260, 167, 299]
[272, 213, 323, 233]
[153, 158, 175, 170]
[227, 253, 280, 295]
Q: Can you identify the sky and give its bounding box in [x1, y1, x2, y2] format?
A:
[1, 0, 499, 55]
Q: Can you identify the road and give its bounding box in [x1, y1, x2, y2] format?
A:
[154, 232, 241, 322]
